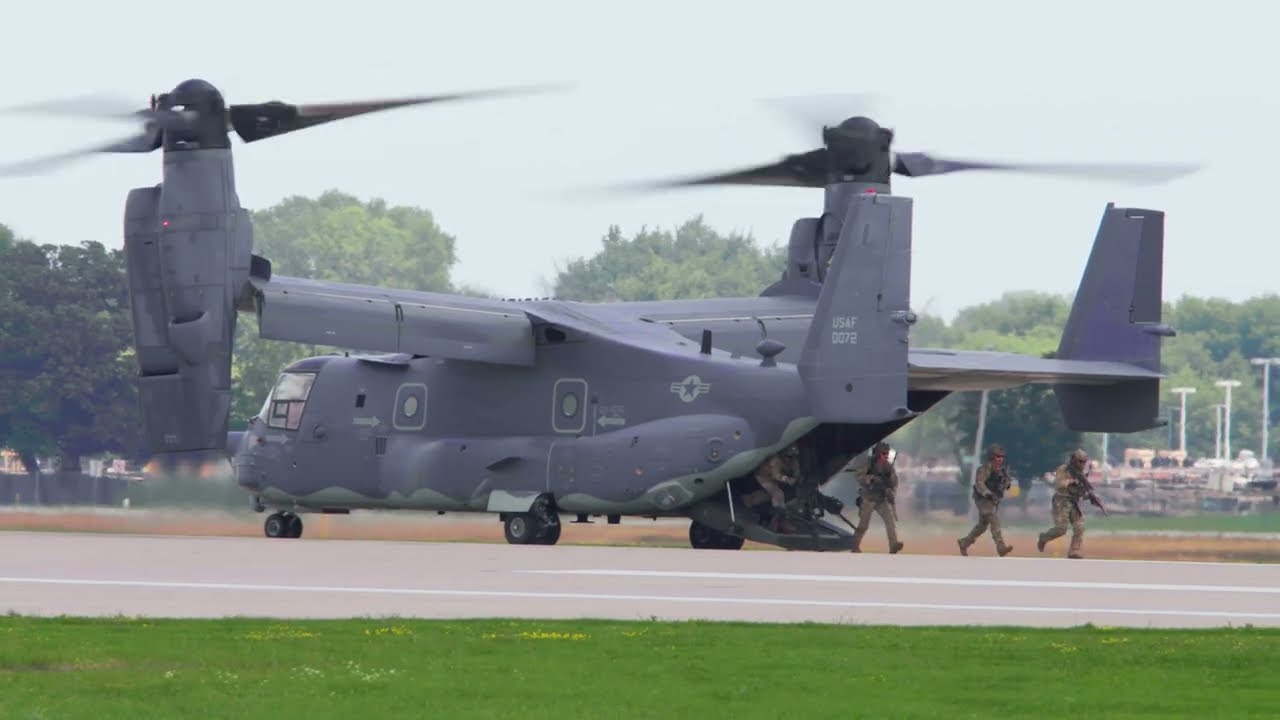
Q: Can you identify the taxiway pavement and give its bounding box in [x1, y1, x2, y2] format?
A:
[1, 531, 1278, 628]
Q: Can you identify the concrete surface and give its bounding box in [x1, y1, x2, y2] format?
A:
[1, 531, 1278, 628]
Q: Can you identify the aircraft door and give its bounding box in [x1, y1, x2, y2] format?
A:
[552, 378, 588, 434]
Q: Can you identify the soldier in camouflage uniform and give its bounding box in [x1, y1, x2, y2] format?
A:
[752, 446, 798, 534]
[850, 442, 904, 554]
[957, 443, 1015, 557]
[1037, 448, 1090, 559]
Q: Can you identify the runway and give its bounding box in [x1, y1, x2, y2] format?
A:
[1, 531, 1278, 628]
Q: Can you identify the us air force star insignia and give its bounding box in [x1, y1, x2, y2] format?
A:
[670, 374, 711, 403]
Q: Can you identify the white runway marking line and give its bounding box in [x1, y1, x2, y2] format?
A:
[523, 569, 1280, 594]
[1, 577, 1280, 621]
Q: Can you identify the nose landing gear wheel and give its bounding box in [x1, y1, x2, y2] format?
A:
[264, 512, 304, 538]
[265, 512, 287, 538]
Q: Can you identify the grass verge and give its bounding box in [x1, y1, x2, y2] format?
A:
[0, 617, 1276, 718]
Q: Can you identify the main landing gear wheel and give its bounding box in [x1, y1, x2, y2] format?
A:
[689, 520, 744, 550]
[264, 511, 303, 538]
[503, 511, 562, 545]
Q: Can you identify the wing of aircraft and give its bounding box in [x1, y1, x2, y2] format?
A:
[244, 274, 538, 366]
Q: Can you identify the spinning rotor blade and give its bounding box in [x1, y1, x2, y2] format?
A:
[891, 152, 1201, 184]
[618, 92, 1201, 191]
[620, 150, 830, 191]
[227, 84, 564, 143]
[2, 92, 148, 121]
[0, 129, 159, 177]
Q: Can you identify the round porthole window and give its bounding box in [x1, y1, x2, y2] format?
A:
[402, 395, 419, 418]
[561, 392, 579, 417]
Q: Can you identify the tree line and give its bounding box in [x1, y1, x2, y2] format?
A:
[1, 191, 1275, 482]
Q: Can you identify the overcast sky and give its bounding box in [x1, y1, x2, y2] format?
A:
[0, 0, 1273, 320]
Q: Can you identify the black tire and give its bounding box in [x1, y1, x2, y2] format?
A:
[504, 513, 538, 544]
[535, 521, 562, 545]
[264, 513, 287, 538]
[287, 513, 304, 538]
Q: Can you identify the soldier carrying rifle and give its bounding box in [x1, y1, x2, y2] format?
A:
[850, 442, 904, 554]
[1037, 448, 1107, 559]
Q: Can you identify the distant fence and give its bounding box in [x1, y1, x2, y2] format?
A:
[0, 472, 131, 507]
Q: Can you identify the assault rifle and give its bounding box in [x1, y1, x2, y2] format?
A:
[1073, 469, 1109, 517]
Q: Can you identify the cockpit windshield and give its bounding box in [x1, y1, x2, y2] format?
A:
[264, 371, 316, 431]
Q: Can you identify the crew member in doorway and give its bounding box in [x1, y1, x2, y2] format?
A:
[752, 447, 798, 534]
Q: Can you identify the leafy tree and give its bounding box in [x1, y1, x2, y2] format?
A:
[0, 236, 142, 473]
[552, 216, 788, 302]
[230, 191, 465, 426]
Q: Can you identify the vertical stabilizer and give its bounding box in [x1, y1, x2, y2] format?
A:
[797, 189, 916, 423]
[1053, 203, 1172, 433]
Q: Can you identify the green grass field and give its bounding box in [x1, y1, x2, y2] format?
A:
[1, 617, 1276, 719]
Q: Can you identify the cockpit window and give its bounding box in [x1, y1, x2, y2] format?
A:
[272, 372, 316, 401]
[266, 371, 316, 430]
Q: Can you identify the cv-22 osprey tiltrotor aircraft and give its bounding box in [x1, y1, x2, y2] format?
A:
[1, 81, 1197, 550]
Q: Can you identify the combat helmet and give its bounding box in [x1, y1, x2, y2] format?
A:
[872, 441, 891, 455]
[986, 443, 1005, 460]
[1069, 448, 1088, 465]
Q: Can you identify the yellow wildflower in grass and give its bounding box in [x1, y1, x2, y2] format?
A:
[516, 630, 589, 641]
[241, 624, 321, 641]
[364, 625, 414, 637]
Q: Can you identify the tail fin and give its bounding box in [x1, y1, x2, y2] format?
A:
[797, 189, 916, 423]
[1053, 203, 1173, 433]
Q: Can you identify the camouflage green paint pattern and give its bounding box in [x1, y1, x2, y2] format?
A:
[1038, 463, 1087, 557]
[851, 458, 902, 552]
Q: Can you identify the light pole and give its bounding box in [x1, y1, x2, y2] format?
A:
[1213, 403, 1225, 459]
[1170, 386, 1196, 455]
[969, 389, 990, 489]
[1216, 379, 1242, 461]
[1249, 357, 1280, 466]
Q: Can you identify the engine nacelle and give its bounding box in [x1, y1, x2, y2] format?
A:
[124, 148, 253, 454]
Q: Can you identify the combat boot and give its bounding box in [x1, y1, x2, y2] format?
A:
[1068, 552, 1083, 559]
[997, 543, 1014, 557]
[1037, 534, 1047, 553]
[957, 538, 972, 556]
[889, 541, 904, 554]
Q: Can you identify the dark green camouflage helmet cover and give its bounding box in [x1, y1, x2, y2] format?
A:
[986, 443, 1005, 459]
[873, 442, 891, 454]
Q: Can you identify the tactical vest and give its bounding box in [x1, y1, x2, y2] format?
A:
[984, 466, 1008, 497]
